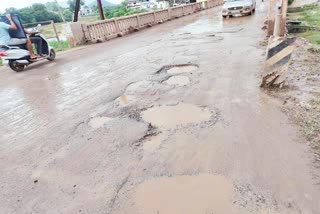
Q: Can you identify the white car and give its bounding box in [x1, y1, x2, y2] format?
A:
[222, 0, 256, 18]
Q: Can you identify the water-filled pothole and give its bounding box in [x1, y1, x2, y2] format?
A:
[143, 133, 166, 152]
[156, 64, 198, 74]
[165, 76, 190, 86]
[141, 103, 212, 130]
[125, 174, 235, 213]
[88, 117, 113, 129]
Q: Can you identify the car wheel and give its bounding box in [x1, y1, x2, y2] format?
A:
[223, 15, 227, 18]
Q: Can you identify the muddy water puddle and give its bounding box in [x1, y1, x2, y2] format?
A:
[124, 174, 295, 214]
[167, 65, 198, 74]
[141, 103, 212, 129]
[125, 174, 236, 214]
[165, 76, 190, 86]
[143, 133, 167, 152]
[88, 117, 113, 129]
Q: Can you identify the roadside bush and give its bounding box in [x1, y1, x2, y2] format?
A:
[49, 40, 70, 51]
[288, 0, 294, 5]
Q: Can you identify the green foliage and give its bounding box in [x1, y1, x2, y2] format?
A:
[5, 3, 62, 24]
[298, 8, 320, 26]
[46, 2, 58, 12]
[63, 9, 73, 21]
[288, 0, 294, 5]
[49, 40, 70, 51]
[68, 0, 85, 12]
[288, 5, 320, 45]
[104, 5, 147, 19]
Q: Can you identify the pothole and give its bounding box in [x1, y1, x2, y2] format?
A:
[124, 174, 235, 213]
[156, 64, 198, 74]
[165, 76, 190, 86]
[123, 175, 292, 214]
[143, 132, 166, 152]
[141, 103, 212, 130]
[126, 80, 153, 92]
[167, 65, 198, 74]
[88, 117, 113, 129]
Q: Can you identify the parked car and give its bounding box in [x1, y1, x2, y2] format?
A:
[222, 0, 256, 18]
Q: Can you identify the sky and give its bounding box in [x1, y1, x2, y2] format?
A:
[0, 0, 122, 12]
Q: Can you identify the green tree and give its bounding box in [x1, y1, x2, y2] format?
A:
[63, 9, 73, 21]
[5, 7, 19, 14]
[68, 0, 85, 12]
[104, 5, 147, 19]
[45, 2, 59, 12]
[3, 3, 62, 24]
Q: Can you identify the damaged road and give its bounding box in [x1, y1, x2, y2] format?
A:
[0, 3, 320, 214]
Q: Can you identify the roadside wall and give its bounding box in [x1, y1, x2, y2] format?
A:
[68, 0, 223, 45]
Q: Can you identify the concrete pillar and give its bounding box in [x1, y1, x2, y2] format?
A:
[63, 23, 86, 46]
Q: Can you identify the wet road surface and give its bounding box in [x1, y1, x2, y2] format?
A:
[1, 2, 320, 214]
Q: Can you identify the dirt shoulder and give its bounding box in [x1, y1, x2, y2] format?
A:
[267, 38, 320, 156]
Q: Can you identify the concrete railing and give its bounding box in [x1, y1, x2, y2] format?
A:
[79, 0, 223, 43]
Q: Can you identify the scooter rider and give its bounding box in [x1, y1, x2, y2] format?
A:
[0, 14, 37, 59]
[24, 28, 44, 57]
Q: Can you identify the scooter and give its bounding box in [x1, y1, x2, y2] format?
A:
[0, 15, 56, 72]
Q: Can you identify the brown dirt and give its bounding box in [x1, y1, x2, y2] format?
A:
[267, 38, 320, 156]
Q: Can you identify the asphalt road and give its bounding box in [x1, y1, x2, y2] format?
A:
[1, 2, 320, 214]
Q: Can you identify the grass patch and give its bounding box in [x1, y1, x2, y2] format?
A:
[300, 31, 320, 44]
[288, 5, 320, 45]
[49, 40, 70, 52]
[0, 58, 2, 66]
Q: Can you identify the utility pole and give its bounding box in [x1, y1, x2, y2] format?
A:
[281, 0, 288, 36]
[74, 0, 81, 22]
[54, 0, 66, 22]
[97, 0, 105, 20]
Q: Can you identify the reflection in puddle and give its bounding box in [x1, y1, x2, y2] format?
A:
[125, 174, 235, 214]
[167, 65, 198, 74]
[88, 117, 112, 129]
[141, 103, 212, 129]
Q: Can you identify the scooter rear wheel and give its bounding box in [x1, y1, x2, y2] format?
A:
[9, 61, 25, 72]
[47, 49, 56, 61]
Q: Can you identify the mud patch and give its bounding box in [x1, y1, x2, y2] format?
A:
[165, 76, 190, 86]
[88, 117, 113, 129]
[124, 174, 235, 214]
[141, 103, 212, 130]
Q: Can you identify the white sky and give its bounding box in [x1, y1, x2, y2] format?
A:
[0, 0, 122, 12]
